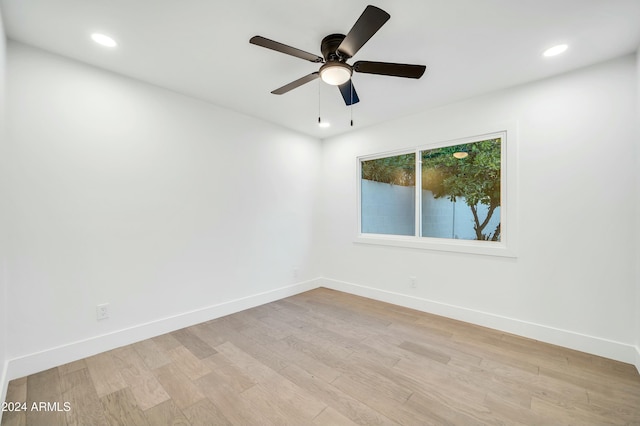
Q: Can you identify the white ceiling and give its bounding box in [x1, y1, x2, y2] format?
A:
[2, 0, 640, 139]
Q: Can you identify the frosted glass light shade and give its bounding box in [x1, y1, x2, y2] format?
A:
[320, 62, 352, 85]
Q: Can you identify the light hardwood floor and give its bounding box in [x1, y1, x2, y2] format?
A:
[2, 288, 640, 425]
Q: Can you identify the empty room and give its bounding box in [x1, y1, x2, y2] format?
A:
[1, 0, 640, 424]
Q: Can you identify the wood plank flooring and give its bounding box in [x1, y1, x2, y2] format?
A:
[2, 288, 640, 425]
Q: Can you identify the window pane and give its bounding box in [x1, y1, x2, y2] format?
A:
[421, 139, 501, 241]
[361, 153, 415, 236]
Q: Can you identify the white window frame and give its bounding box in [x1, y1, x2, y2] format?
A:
[356, 125, 517, 258]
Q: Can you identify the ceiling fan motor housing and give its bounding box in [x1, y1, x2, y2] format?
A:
[319, 34, 353, 85]
[321, 34, 347, 61]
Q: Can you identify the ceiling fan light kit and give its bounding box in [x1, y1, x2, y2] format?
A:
[319, 61, 352, 85]
[249, 5, 426, 107]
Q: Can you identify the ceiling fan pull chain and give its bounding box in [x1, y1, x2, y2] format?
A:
[350, 82, 354, 126]
[318, 79, 322, 125]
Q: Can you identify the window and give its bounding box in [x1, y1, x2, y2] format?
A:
[421, 138, 501, 241]
[357, 130, 515, 257]
[361, 152, 416, 236]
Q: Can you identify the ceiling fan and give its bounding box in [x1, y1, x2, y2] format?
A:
[249, 5, 426, 106]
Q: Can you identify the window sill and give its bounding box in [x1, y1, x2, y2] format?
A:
[354, 233, 517, 258]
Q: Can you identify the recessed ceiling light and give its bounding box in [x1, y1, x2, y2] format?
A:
[91, 33, 117, 48]
[543, 44, 568, 57]
[318, 121, 331, 128]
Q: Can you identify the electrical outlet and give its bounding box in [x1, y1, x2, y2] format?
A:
[410, 276, 417, 288]
[293, 267, 299, 279]
[96, 303, 109, 320]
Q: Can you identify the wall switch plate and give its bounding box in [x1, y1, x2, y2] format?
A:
[96, 303, 109, 320]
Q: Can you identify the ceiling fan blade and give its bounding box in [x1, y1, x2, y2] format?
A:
[353, 61, 426, 79]
[337, 5, 390, 59]
[250, 36, 323, 63]
[338, 80, 360, 105]
[271, 72, 320, 95]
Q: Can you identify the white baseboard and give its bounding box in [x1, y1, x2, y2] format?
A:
[6, 279, 321, 381]
[0, 360, 8, 425]
[4, 277, 638, 383]
[320, 278, 638, 366]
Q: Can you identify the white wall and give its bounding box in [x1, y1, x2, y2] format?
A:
[0, 5, 9, 417]
[320, 54, 639, 363]
[4, 42, 322, 378]
[2, 38, 639, 389]
[636, 47, 640, 371]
